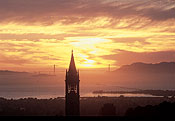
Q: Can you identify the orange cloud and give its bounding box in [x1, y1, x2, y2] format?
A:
[0, 0, 175, 25]
[0, 0, 175, 71]
[102, 50, 175, 67]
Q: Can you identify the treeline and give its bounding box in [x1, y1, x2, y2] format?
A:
[125, 101, 175, 117]
[0, 97, 174, 116]
[0, 97, 64, 116]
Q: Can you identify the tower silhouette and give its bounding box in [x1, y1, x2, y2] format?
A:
[65, 50, 80, 116]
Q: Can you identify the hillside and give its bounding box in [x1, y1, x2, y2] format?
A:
[115, 62, 175, 73]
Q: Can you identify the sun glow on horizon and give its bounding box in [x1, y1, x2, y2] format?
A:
[69, 37, 116, 68]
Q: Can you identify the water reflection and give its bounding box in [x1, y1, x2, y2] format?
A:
[81, 93, 163, 98]
[0, 91, 163, 99]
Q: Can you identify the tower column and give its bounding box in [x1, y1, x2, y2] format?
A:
[65, 50, 80, 116]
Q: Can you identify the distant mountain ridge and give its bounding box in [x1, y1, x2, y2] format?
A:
[0, 70, 29, 75]
[0, 70, 53, 77]
[115, 62, 175, 73]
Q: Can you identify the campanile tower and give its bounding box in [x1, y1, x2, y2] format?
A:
[65, 50, 80, 116]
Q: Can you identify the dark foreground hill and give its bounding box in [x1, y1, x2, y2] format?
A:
[125, 101, 175, 117]
[0, 97, 174, 116]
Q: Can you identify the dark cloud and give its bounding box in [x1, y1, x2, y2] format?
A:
[0, 53, 33, 65]
[0, 33, 99, 40]
[146, 8, 175, 21]
[0, 40, 46, 57]
[32, 55, 60, 61]
[0, 40, 38, 49]
[0, 33, 64, 40]
[102, 50, 175, 66]
[0, 0, 174, 25]
[109, 37, 150, 45]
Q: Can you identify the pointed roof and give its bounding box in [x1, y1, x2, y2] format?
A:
[68, 50, 77, 73]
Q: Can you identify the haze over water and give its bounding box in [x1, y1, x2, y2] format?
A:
[0, 67, 174, 99]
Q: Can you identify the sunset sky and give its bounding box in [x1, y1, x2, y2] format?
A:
[0, 0, 175, 71]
